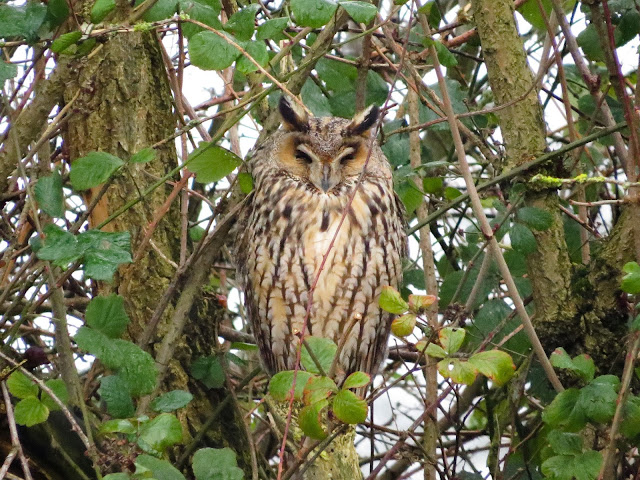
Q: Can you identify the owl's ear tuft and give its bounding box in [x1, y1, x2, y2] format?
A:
[279, 95, 310, 132]
[347, 104, 380, 137]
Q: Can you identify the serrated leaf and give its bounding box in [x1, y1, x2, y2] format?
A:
[571, 354, 596, 383]
[542, 388, 587, 430]
[437, 358, 478, 385]
[256, 16, 289, 41]
[150, 390, 194, 412]
[541, 450, 602, 480]
[90, 0, 115, 23]
[36, 224, 82, 266]
[130, 147, 156, 164]
[468, 350, 515, 386]
[291, 0, 338, 28]
[510, 223, 537, 254]
[391, 314, 416, 337]
[109, 340, 157, 396]
[138, 413, 183, 453]
[77, 229, 132, 281]
[439, 327, 465, 354]
[100, 418, 136, 434]
[379, 286, 408, 314]
[622, 262, 640, 294]
[85, 294, 130, 338]
[577, 376, 619, 424]
[342, 371, 371, 390]
[517, 206, 554, 231]
[424, 343, 447, 359]
[269, 371, 313, 402]
[299, 399, 329, 440]
[14, 397, 49, 426]
[192, 447, 243, 480]
[135, 454, 186, 480]
[99, 375, 135, 418]
[236, 41, 269, 74]
[7, 371, 38, 399]
[75, 326, 113, 358]
[224, 4, 259, 41]
[41, 378, 69, 411]
[550, 347, 574, 370]
[191, 356, 225, 389]
[70, 151, 124, 191]
[0, 2, 47, 41]
[408, 294, 436, 313]
[547, 430, 583, 456]
[332, 389, 367, 424]
[339, 1, 377, 23]
[189, 31, 241, 70]
[188, 143, 242, 184]
[303, 376, 337, 405]
[622, 395, 640, 439]
[35, 172, 64, 218]
[301, 336, 337, 375]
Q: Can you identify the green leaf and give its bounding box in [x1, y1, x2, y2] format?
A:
[342, 371, 371, 390]
[577, 24, 604, 62]
[622, 262, 640, 294]
[150, 390, 194, 412]
[423, 177, 443, 194]
[577, 375, 619, 424]
[269, 371, 313, 402]
[542, 388, 587, 430]
[180, 0, 222, 38]
[76, 230, 132, 281]
[99, 418, 136, 434]
[237, 172, 253, 194]
[46, 0, 70, 26]
[109, 340, 157, 396]
[509, 223, 537, 254]
[188, 143, 242, 184]
[468, 350, 515, 386]
[517, 206, 554, 231]
[189, 31, 241, 70]
[90, 0, 115, 23]
[0, 61, 18, 86]
[424, 343, 447, 359]
[301, 79, 332, 116]
[391, 314, 416, 337]
[622, 395, 640, 439]
[138, 413, 183, 452]
[85, 294, 130, 338]
[236, 41, 269, 74]
[36, 224, 82, 266]
[256, 17, 289, 41]
[130, 147, 156, 164]
[396, 178, 423, 215]
[41, 378, 69, 411]
[571, 354, 596, 383]
[550, 347, 574, 370]
[291, 0, 338, 28]
[70, 151, 124, 191]
[103, 474, 131, 480]
[542, 450, 602, 480]
[75, 326, 113, 359]
[14, 397, 49, 426]
[303, 376, 338, 405]
[444, 186, 462, 200]
[99, 375, 135, 418]
[339, 1, 377, 23]
[299, 399, 329, 440]
[224, 4, 260, 41]
[192, 447, 244, 480]
[423, 37, 458, 67]
[408, 294, 436, 314]
[301, 337, 337, 375]
[191, 356, 225, 389]
[437, 358, 478, 385]
[7, 371, 38, 399]
[439, 327, 465, 355]
[379, 286, 409, 314]
[332, 389, 367, 424]
[547, 430, 583, 456]
[0, 2, 47, 41]
[50, 31, 82, 53]
[135, 454, 186, 480]
[35, 172, 64, 218]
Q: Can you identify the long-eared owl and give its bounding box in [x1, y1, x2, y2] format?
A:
[236, 96, 406, 383]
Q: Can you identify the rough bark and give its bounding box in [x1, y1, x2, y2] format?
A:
[471, 0, 579, 348]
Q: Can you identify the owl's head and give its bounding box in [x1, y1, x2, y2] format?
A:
[276, 95, 381, 193]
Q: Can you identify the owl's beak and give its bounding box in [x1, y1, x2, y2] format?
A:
[321, 164, 333, 192]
